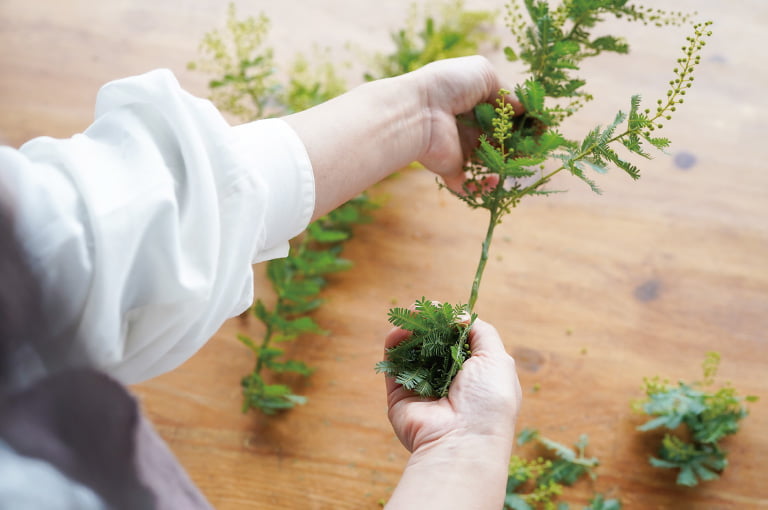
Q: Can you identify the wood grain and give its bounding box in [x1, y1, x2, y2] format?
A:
[1, 0, 766, 508]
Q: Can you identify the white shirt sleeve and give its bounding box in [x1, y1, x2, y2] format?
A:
[0, 69, 315, 383]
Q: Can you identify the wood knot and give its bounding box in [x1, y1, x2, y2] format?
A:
[511, 346, 545, 373]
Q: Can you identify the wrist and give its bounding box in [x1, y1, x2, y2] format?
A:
[282, 70, 429, 220]
[364, 70, 431, 172]
[399, 66, 433, 165]
[387, 433, 513, 510]
[409, 430, 514, 470]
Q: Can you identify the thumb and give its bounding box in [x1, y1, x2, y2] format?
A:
[442, 169, 466, 193]
[421, 125, 466, 192]
[467, 318, 507, 357]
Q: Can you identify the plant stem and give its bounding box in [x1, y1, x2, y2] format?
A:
[254, 322, 273, 375]
[468, 209, 499, 312]
[464, 120, 634, 313]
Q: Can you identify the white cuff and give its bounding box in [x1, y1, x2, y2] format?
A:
[230, 118, 315, 263]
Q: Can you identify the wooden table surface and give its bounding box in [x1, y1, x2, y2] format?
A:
[2, 1, 766, 508]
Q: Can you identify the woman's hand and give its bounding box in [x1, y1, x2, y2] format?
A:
[385, 317, 522, 452]
[411, 56, 522, 192]
[383, 317, 522, 510]
[283, 56, 519, 221]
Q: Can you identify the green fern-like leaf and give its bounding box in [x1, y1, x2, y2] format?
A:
[379, 299, 474, 397]
[387, 306, 429, 333]
[515, 79, 547, 116]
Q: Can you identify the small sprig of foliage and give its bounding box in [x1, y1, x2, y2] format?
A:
[240, 197, 377, 413]
[505, 429, 619, 510]
[365, 0, 496, 80]
[376, 299, 474, 398]
[284, 49, 347, 113]
[189, 3, 346, 121]
[381, 0, 712, 398]
[634, 352, 759, 486]
[187, 4, 275, 119]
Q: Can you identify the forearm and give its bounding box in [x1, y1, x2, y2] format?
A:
[283, 72, 427, 220]
[386, 434, 513, 510]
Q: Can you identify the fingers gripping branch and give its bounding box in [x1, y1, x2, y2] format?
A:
[416, 56, 503, 190]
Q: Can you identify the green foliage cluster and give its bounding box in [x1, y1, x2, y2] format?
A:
[466, 3, 710, 206]
[503, 0, 693, 115]
[189, 3, 346, 121]
[240, 196, 377, 413]
[284, 50, 347, 113]
[192, 1, 496, 413]
[365, 0, 496, 80]
[381, 0, 712, 398]
[505, 429, 619, 510]
[635, 352, 759, 486]
[188, 4, 276, 120]
[376, 299, 474, 397]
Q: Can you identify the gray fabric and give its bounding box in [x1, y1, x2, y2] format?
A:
[0, 370, 155, 509]
[0, 370, 213, 510]
[134, 412, 215, 510]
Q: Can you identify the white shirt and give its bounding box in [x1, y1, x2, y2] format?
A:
[0, 69, 315, 384]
